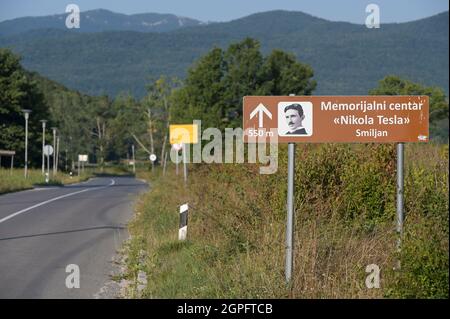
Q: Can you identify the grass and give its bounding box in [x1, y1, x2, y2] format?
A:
[0, 168, 92, 194]
[125, 143, 448, 298]
[0, 163, 137, 195]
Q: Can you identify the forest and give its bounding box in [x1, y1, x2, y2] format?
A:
[1, 38, 448, 171]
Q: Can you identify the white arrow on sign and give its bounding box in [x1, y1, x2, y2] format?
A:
[250, 103, 272, 128]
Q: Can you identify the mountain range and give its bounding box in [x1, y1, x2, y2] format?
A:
[0, 9, 206, 35]
[0, 9, 448, 98]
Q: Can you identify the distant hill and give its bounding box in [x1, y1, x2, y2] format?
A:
[0, 10, 447, 98]
[0, 9, 206, 35]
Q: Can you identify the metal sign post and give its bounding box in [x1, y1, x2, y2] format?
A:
[286, 142, 295, 284]
[77, 155, 88, 175]
[183, 143, 188, 185]
[169, 125, 198, 182]
[22, 109, 31, 178]
[285, 93, 296, 285]
[171, 144, 182, 176]
[43, 145, 53, 184]
[242, 95, 429, 286]
[396, 143, 405, 253]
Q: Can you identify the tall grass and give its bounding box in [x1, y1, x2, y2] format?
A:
[126, 143, 448, 298]
[0, 162, 137, 195]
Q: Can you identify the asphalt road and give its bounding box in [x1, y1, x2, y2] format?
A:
[0, 176, 147, 299]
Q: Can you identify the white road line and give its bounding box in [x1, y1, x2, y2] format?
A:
[0, 179, 115, 225]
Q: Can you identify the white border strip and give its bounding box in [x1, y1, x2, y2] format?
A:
[180, 203, 188, 214]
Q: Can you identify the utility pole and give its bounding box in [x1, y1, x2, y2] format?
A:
[22, 109, 32, 178]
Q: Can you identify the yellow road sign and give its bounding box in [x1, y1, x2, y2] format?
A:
[170, 124, 198, 144]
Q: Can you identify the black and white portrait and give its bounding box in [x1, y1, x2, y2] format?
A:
[277, 102, 313, 136]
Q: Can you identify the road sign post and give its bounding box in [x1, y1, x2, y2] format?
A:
[285, 94, 296, 284]
[171, 144, 183, 175]
[286, 142, 295, 284]
[77, 155, 88, 175]
[43, 145, 53, 184]
[243, 95, 429, 282]
[183, 143, 188, 185]
[169, 124, 198, 184]
[396, 142, 404, 256]
[22, 109, 31, 178]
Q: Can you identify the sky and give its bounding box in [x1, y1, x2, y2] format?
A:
[0, 0, 448, 23]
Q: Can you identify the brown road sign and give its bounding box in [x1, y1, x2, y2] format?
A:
[243, 96, 429, 143]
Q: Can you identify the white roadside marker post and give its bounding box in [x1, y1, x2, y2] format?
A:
[178, 203, 188, 241]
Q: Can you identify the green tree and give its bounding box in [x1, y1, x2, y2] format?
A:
[147, 76, 180, 163]
[171, 47, 227, 129]
[370, 75, 449, 142]
[257, 49, 316, 96]
[0, 49, 49, 167]
[90, 95, 113, 167]
[171, 38, 317, 129]
[110, 93, 142, 161]
[110, 77, 180, 169]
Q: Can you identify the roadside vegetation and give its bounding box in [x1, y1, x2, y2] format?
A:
[0, 168, 93, 194]
[125, 143, 448, 298]
[2, 34, 448, 299]
[0, 164, 134, 195]
[119, 39, 448, 299]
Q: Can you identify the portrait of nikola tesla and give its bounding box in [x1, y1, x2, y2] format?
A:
[284, 103, 307, 135]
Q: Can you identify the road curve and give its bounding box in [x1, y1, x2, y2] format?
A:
[0, 176, 147, 298]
